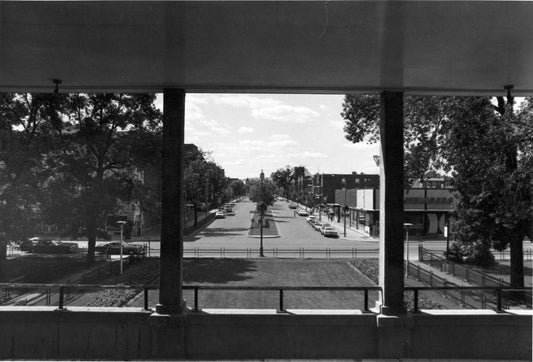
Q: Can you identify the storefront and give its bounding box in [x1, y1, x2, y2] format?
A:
[342, 187, 457, 237]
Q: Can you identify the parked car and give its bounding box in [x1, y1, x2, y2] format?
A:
[319, 223, 332, 233]
[21, 238, 79, 254]
[94, 241, 144, 258]
[289, 203, 298, 209]
[313, 221, 327, 231]
[297, 209, 309, 216]
[215, 211, 226, 219]
[306, 215, 317, 224]
[322, 226, 339, 238]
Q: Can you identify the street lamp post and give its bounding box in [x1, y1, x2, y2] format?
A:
[404, 222, 413, 278]
[342, 178, 347, 237]
[117, 220, 127, 275]
[259, 169, 265, 257]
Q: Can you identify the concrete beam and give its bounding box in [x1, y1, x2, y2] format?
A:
[156, 88, 186, 315]
[378, 91, 405, 315]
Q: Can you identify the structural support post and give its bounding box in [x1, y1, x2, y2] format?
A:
[157, 88, 186, 314]
[377, 91, 405, 315]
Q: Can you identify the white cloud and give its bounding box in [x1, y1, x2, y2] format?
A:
[237, 126, 255, 134]
[288, 151, 328, 159]
[252, 104, 320, 123]
[212, 94, 281, 108]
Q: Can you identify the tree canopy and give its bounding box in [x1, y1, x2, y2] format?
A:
[341, 94, 532, 286]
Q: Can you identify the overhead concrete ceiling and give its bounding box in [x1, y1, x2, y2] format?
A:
[1, 1, 533, 95]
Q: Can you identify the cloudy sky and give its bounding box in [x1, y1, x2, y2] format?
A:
[156, 94, 380, 179]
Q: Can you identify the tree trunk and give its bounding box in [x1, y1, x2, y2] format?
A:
[85, 217, 97, 264]
[509, 236, 524, 288]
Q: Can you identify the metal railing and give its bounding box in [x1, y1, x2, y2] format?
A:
[405, 286, 532, 313]
[140, 246, 380, 259]
[406, 257, 532, 309]
[182, 285, 382, 313]
[419, 246, 527, 287]
[1, 282, 531, 314]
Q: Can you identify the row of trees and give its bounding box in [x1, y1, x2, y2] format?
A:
[0, 93, 241, 263]
[341, 95, 532, 287]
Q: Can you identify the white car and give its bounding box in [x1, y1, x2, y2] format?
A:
[297, 209, 309, 216]
[215, 211, 226, 219]
[322, 226, 339, 238]
[306, 215, 317, 224]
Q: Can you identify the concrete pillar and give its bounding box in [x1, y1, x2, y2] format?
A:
[377, 91, 405, 315]
[156, 88, 186, 314]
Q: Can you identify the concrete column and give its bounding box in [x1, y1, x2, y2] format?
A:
[156, 88, 186, 314]
[377, 91, 405, 315]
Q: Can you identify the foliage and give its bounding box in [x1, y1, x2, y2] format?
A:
[270, 166, 294, 199]
[341, 95, 532, 284]
[248, 179, 277, 206]
[38, 93, 162, 263]
[0, 93, 60, 239]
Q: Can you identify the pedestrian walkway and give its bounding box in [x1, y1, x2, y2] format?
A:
[408, 259, 473, 287]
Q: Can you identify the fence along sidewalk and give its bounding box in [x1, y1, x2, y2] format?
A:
[415, 246, 532, 309]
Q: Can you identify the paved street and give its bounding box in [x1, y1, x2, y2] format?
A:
[128, 197, 532, 261]
[178, 198, 380, 259]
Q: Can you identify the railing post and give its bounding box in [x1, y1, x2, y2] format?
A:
[194, 287, 199, 312]
[465, 265, 469, 282]
[364, 289, 369, 312]
[144, 287, 149, 310]
[429, 271, 433, 286]
[58, 286, 65, 310]
[417, 264, 421, 281]
[413, 288, 419, 313]
[279, 289, 284, 312]
[497, 289, 503, 312]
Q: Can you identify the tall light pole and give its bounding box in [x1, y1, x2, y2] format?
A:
[117, 220, 127, 275]
[404, 223, 413, 278]
[342, 178, 347, 237]
[259, 169, 265, 257]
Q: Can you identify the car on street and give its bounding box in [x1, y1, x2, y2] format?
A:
[20, 238, 79, 254]
[215, 211, 226, 218]
[297, 209, 309, 216]
[319, 223, 332, 233]
[313, 221, 328, 231]
[322, 226, 339, 238]
[289, 203, 298, 209]
[306, 215, 317, 224]
[94, 241, 145, 258]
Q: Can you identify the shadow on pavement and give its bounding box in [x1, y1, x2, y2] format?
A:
[183, 258, 256, 284]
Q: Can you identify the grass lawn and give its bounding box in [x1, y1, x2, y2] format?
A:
[138, 259, 379, 310]
[248, 212, 279, 237]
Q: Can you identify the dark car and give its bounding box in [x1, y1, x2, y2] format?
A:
[95, 241, 145, 259]
[21, 239, 79, 254]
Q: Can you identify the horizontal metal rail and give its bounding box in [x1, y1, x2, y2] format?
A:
[1, 283, 530, 314]
[182, 285, 382, 313]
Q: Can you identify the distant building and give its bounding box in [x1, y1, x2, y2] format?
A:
[312, 172, 379, 204]
[333, 177, 456, 237]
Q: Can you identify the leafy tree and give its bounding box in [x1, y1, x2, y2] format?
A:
[248, 179, 277, 207]
[0, 93, 60, 240]
[341, 94, 532, 287]
[228, 179, 246, 198]
[270, 166, 294, 200]
[41, 93, 162, 263]
[445, 97, 532, 286]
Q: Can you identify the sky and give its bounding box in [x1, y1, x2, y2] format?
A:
[155, 94, 380, 180]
